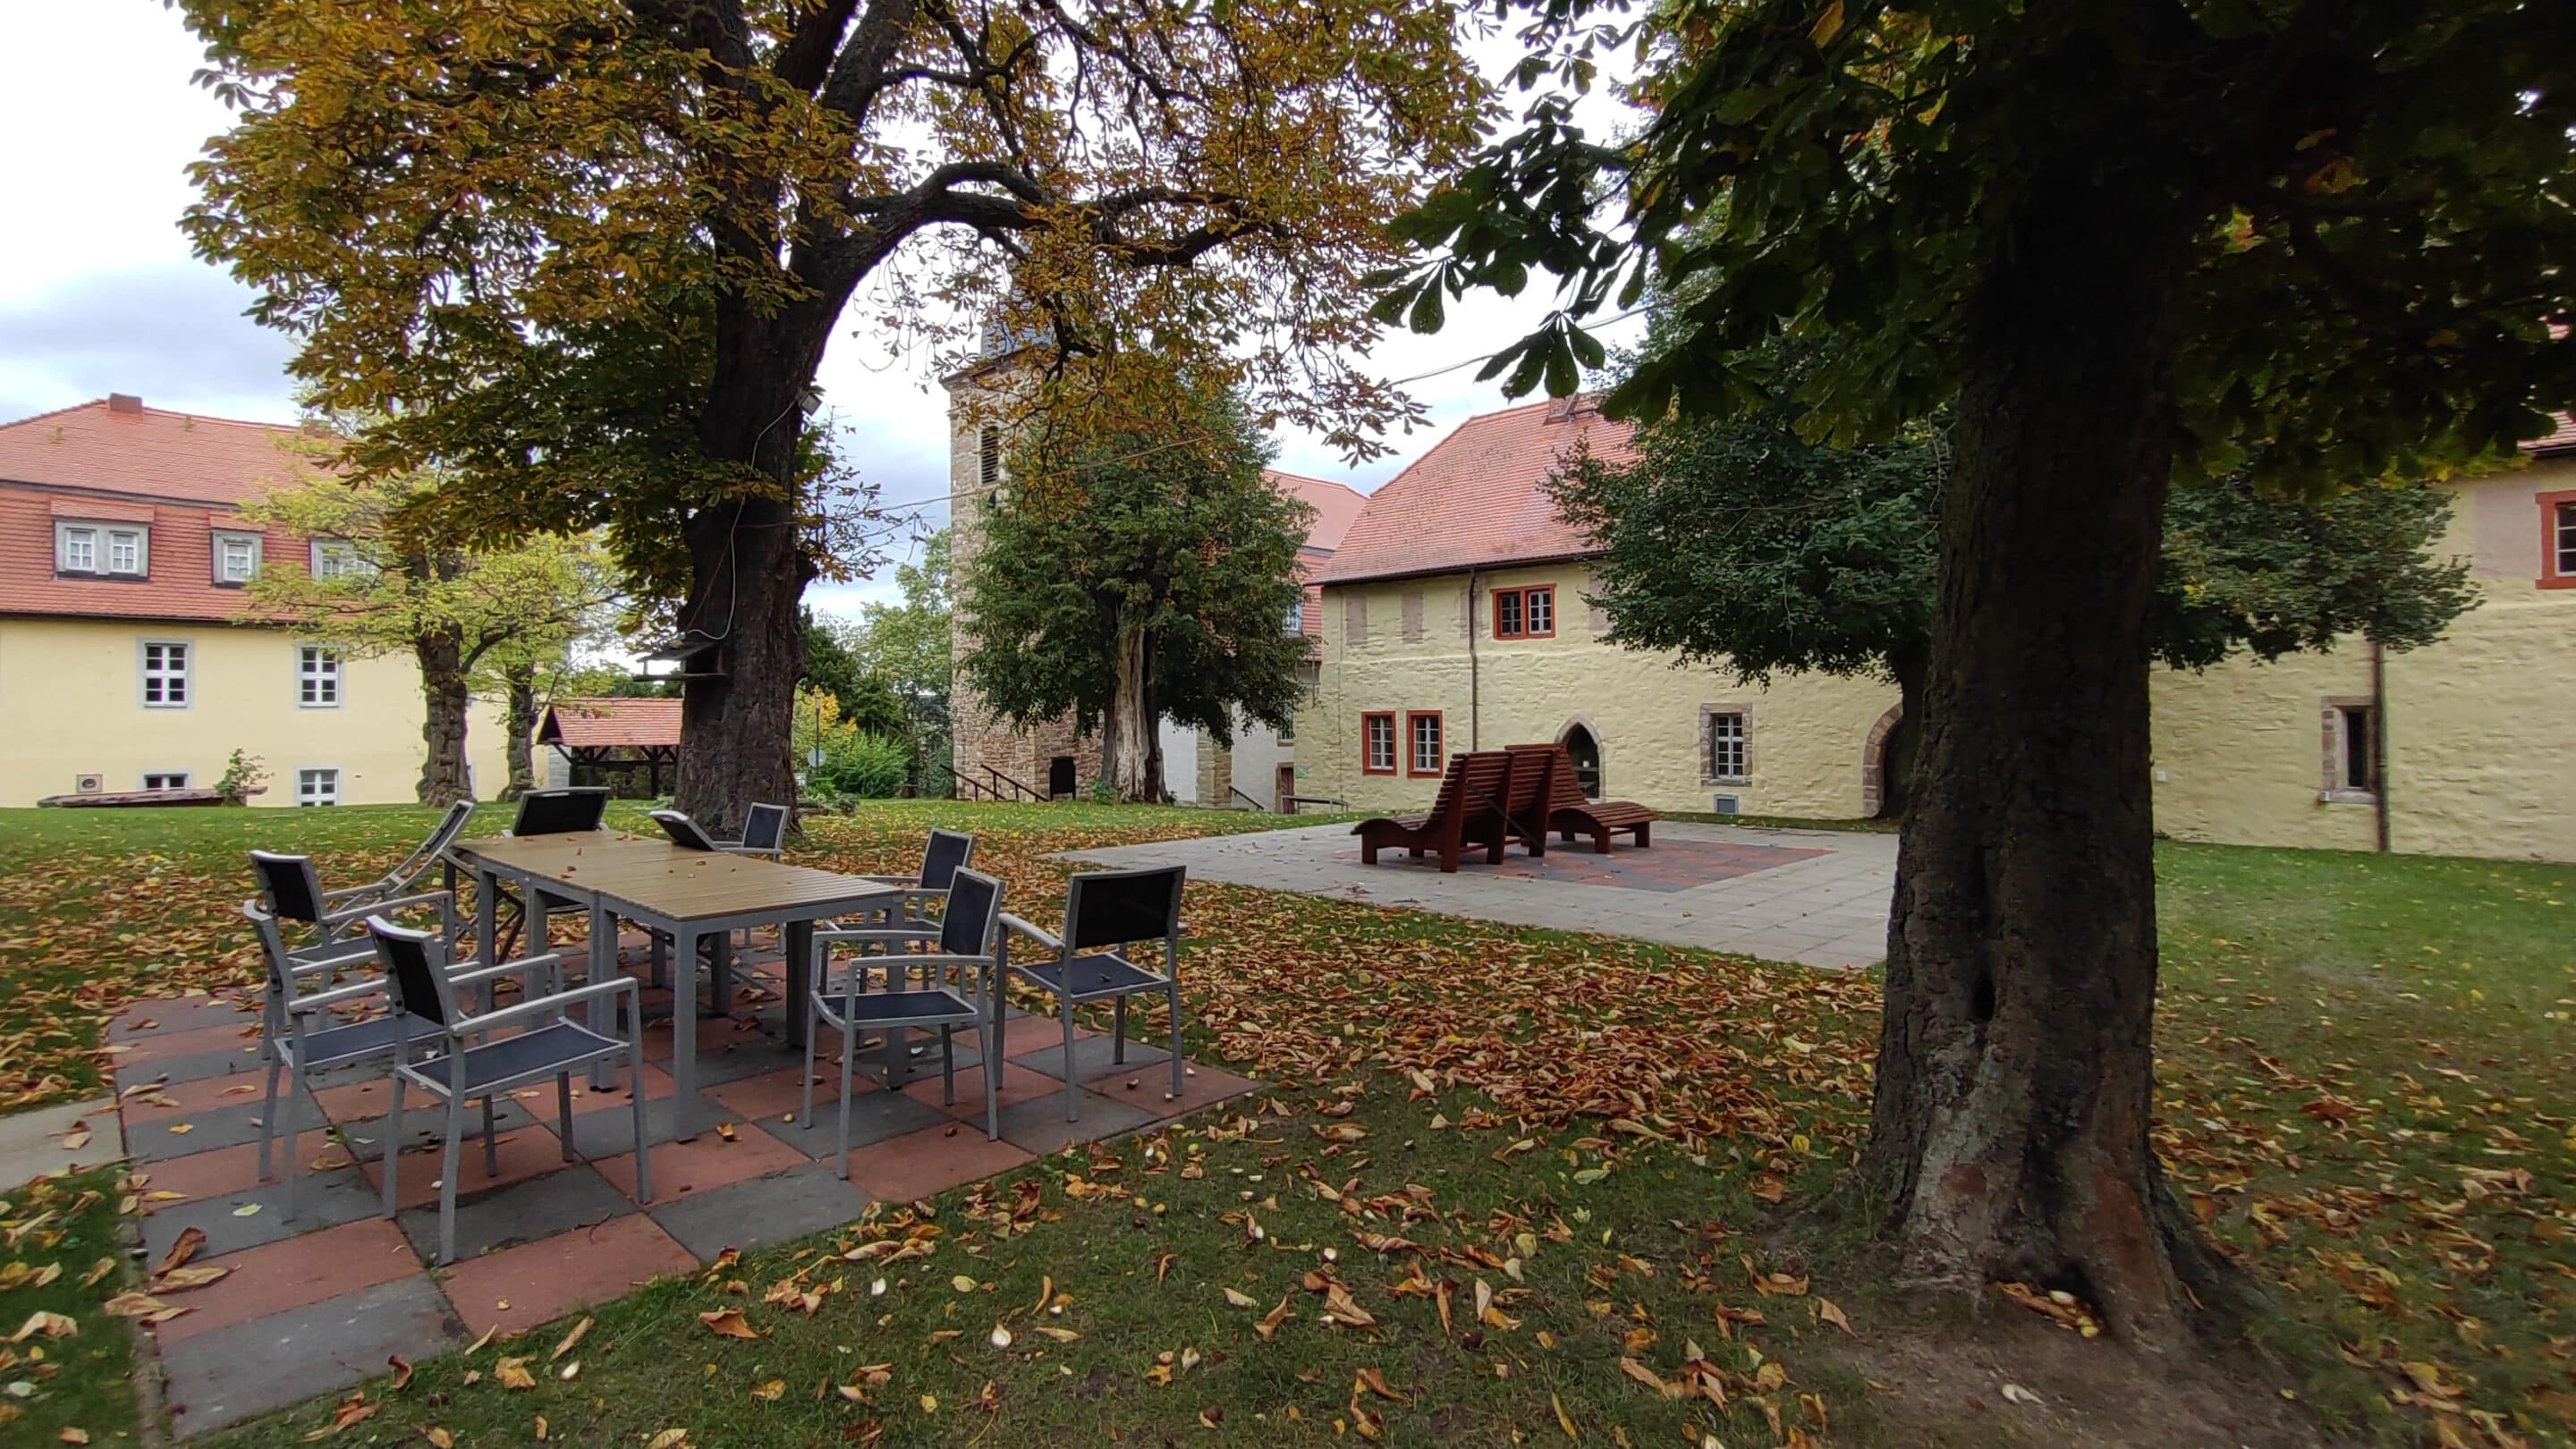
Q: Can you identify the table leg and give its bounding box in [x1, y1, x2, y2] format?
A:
[586, 900, 615, 1090]
[670, 924, 700, 1141]
[784, 918, 815, 1049]
[474, 867, 500, 1013]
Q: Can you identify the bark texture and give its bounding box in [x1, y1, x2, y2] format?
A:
[503, 663, 540, 801]
[1861, 179, 2237, 1342]
[1100, 623, 1166, 802]
[413, 631, 474, 806]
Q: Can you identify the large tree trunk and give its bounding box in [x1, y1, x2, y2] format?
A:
[1099, 623, 1165, 802]
[1860, 181, 2238, 1343]
[503, 662, 540, 801]
[414, 630, 473, 806]
[672, 301, 838, 835]
[1878, 640, 1928, 819]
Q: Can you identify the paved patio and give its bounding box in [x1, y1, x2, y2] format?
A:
[104, 939, 1256, 1436]
[1066, 820, 1896, 967]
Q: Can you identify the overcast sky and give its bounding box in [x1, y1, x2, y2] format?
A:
[0, 5, 1642, 618]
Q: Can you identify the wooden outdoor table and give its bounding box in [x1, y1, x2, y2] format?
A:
[446, 833, 901, 1140]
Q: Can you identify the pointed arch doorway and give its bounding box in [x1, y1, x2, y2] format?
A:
[1559, 721, 1603, 800]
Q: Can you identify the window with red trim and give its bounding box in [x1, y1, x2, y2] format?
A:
[2540, 490, 2576, 589]
[1405, 711, 1445, 775]
[1492, 585, 1555, 639]
[1361, 712, 1397, 774]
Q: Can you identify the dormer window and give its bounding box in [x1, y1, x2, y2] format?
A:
[310, 539, 365, 579]
[212, 530, 262, 584]
[57, 521, 148, 578]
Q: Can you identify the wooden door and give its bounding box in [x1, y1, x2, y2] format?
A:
[1275, 764, 1296, 813]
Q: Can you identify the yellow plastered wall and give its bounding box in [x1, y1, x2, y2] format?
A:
[0, 618, 513, 807]
[2145, 459, 2576, 860]
[1301, 564, 1899, 818]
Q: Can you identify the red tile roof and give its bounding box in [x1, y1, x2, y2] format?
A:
[1313, 397, 1637, 585]
[1265, 470, 1368, 553]
[539, 698, 682, 750]
[0, 397, 330, 623]
[2529, 412, 2576, 454]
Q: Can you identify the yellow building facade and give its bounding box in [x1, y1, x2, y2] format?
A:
[1303, 399, 2576, 862]
[0, 396, 513, 809]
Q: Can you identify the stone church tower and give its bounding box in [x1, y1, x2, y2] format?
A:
[942, 347, 1101, 801]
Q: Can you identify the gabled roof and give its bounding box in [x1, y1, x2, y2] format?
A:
[0, 396, 325, 505]
[0, 396, 329, 623]
[1264, 469, 1368, 553]
[539, 697, 682, 750]
[1312, 397, 1637, 586]
[2529, 413, 2576, 455]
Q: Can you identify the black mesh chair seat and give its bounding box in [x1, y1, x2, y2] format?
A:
[813, 987, 981, 1025]
[409, 1022, 624, 1096]
[289, 1012, 444, 1071]
[1015, 953, 1163, 1001]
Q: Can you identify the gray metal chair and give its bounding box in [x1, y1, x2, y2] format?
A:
[250, 849, 455, 965]
[724, 802, 791, 860]
[806, 868, 1006, 1174]
[494, 788, 609, 957]
[365, 914, 649, 1265]
[853, 828, 974, 925]
[999, 864, 1187, 1123]
[242, 899, 529, 1219]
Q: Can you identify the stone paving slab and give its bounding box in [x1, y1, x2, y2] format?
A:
[106, 964, 1260, 1437]
[1063, 820, 1898, 968]
[0, 1096, 121, 1190]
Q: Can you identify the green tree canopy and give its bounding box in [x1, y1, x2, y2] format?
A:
[959, 377, 1312, 801]
[801, 611, 910, 742]
[240, 460, 616, 804]
[178, 0, 1489, 833]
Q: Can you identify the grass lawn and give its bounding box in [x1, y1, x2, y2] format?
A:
[0, 1168, 140, 1447]
[0, 802, 2567, 1448]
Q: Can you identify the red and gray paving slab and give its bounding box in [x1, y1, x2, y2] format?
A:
[101, 945, 1258, 1437]
[1064, 820, 1898, 967]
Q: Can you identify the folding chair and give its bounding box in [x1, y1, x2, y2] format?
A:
[999, 865, 1187, 1123]
[242, 899, 530, 1219]
[805, 868, 1006, 1174]
[366, 914, 649, 1265]
[325, 798, 477, 918]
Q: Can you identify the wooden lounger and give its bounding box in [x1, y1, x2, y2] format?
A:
[1352, 750, 1515, 873]
[1505, 742, 1656, 853]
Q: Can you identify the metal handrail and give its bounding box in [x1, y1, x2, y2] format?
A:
[1226, 784, 1268, 812]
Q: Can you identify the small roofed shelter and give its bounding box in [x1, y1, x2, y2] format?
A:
[538, 698, 682, 797]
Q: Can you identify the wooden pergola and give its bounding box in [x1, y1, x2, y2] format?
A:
[537, 698, 682, 796]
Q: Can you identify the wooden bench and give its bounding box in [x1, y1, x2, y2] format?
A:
[1498, 744, 1556, 857]
[1506, 742, 1656, 853]
[1352, 750, 1516, 872]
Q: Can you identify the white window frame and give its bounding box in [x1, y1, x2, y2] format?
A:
[1362, 713, 1397, 774]
[1407, 711, 1444, 775]
[212, 530, 262, 584]
[56, 521, 149, 577]
[295, 767, 343, 808]
[141, 770, 191, 791]
[1701, 706, 1750, 784]
[139, 640, 192, 709]
[56, 523, 97, 573]
[297, 644, 343, 708]
[2557, 499, 2576, 578]
[309, 539, 363, 579]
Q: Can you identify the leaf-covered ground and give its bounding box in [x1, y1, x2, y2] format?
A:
[0, 803, 2568, 1447]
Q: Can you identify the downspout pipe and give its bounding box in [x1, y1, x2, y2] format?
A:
[1466, 564, 1480, 750]
[2370, 638, 2391, 853]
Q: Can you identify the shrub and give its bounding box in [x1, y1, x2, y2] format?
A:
[216, 750, 268, 806]
[815, 730, 910, 800]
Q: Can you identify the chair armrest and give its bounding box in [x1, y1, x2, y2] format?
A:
[462, 976, 635, 1035]
[322, 890, 451, 925]
[447, 952, 562, 987]
[321, 879, 396, 903]
[286, 942, 382, 975]
[286, 977, 388, 1013]
[999, 914, 1062, 952]
[814, 926, 942, 946]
